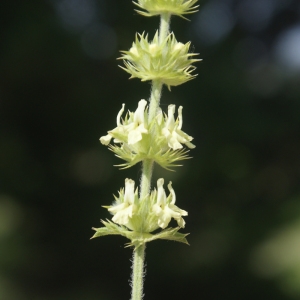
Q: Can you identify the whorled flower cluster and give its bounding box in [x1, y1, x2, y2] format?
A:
[133, 0, 199, 19]
[104, 178, 187, 233]
[100, 99, 195, 169]
[119, 31, 200, 90]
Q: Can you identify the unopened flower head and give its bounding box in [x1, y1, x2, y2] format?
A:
[133, 0, 199, 19]
[100, 100, 195, 169]
[105, 178, 187, 233]
[120, 32, 200, 90]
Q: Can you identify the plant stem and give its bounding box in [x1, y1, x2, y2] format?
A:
[131, 13, 171, 300]
[131, 244, 146, 300]
[141, 11, 170, 194]
[159, 13, 171, 44]
[148, 80, 163, 124]
[140, 159, 154, 199]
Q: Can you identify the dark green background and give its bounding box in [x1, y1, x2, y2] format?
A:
[1, 0, 300, 299]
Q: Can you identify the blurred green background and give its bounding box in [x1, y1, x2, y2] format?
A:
[1, 0, 300, 299]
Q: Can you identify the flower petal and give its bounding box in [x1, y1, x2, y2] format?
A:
[117, 104, 125, 126]
[124, 178, 135, 204]
[134, 99, 147, 125]
[100, 134, 113, 145]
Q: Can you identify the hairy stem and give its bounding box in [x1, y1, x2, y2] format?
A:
[159, 13, 171, 44]
[131, 244, 146, 300]
[140, 159, 154, 199]
[148, 80, 163, 124]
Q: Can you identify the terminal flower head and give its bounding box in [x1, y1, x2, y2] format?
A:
[133, 0, 199, 19]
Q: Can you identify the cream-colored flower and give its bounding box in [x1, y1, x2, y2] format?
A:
[99, 103, 125, 145]
[161, 104, 195, 150]
[108, 178, 137, 226]
[152, 178, 188, 229]
[124, 99, 148, 144]
[99, 100, 148, 147]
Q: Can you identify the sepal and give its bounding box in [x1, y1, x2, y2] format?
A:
[91, 221, 189, 249]
[126, 227, 189, 249]
[91, 219, 130, 238]
[111, 145, 190, 170]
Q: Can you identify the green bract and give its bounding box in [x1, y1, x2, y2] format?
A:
[119, 31, 200, 90]
[99, 100, 195, 170]
[133, 0, 199, 19]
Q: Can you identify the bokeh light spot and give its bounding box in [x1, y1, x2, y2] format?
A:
[236, 0, 275, 32]
[55, 0, 97, 32]
[0, 195, 23, 238]
[193, 1, 235, 46]
[250, 215, 300, 296]
[274, 24, 300, 73]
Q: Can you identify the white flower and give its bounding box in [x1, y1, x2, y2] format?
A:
[99, 134, 113, 145]
[99, 103, 125, 145]
[152, 178, 188, 229]
[99, 100, 148, 146]
[125, 99, 148, 144]
[108, 178, 137, 226]
[161, 104, 195, 150]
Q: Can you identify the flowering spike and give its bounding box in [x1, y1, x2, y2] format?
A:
[92, 1, 200, 297]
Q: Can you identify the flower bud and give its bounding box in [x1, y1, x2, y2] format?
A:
[119, 31, 201, 90]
